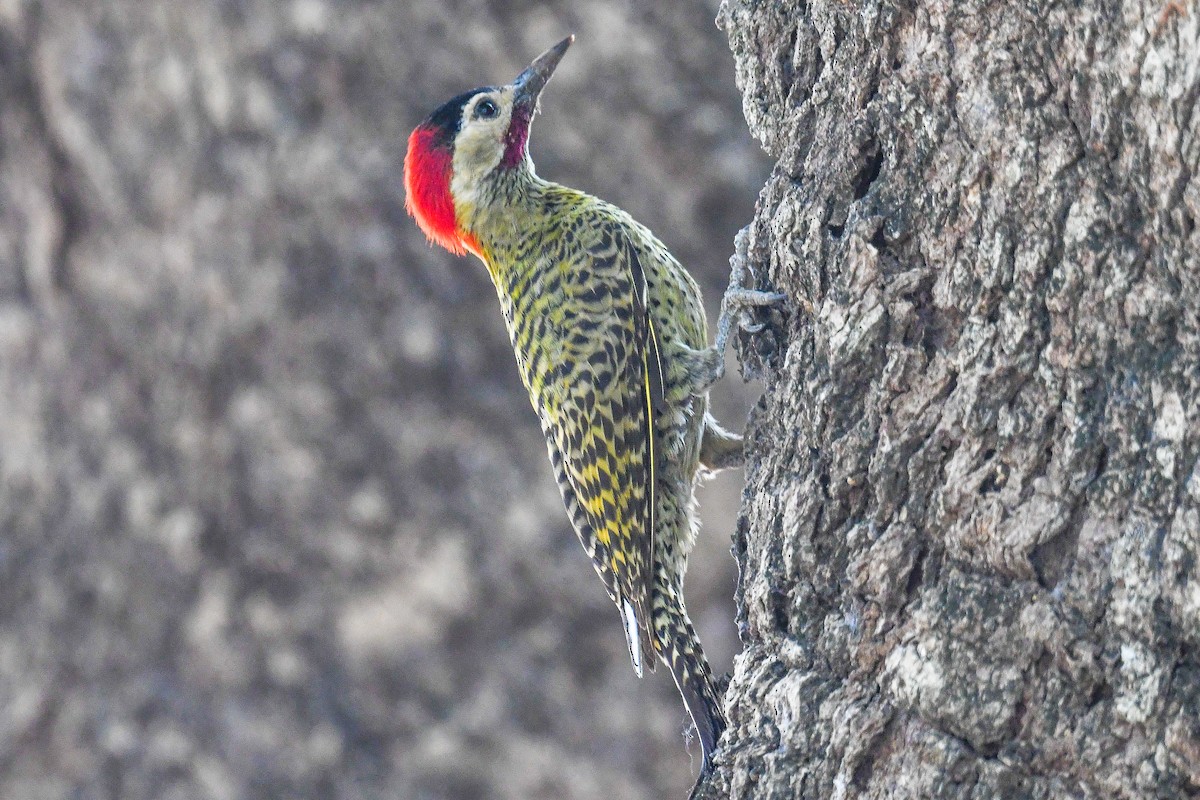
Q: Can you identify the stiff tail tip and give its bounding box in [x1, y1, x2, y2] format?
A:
[659, 612, 727, 775]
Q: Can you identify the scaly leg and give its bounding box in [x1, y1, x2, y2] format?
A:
[687, 228, 786, 394]
[699, 413, 744, 471]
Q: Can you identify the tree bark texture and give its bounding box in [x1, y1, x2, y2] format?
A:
[704, 0, 1200, 797]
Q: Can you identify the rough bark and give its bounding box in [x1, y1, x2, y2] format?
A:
[700, 0, 1200, 797]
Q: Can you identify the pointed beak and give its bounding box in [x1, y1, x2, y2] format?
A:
[512, 35, 573, 111]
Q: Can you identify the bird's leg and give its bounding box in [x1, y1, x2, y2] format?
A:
[699, 414, 744, 471]
[687, 228, 786, 394]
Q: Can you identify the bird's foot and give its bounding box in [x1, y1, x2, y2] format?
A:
[695, 228, 786, 392]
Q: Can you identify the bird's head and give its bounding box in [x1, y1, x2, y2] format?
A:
[404, 35, 573, 256]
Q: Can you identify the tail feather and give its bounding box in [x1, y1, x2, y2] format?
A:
[653, 579, 727, 771]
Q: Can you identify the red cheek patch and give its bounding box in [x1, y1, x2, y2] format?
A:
[501, 111, 531, 169]
[405, 126, 467, 255]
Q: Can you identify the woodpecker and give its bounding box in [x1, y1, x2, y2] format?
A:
[404, 35, 780, 774]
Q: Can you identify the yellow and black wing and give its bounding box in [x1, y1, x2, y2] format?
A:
[544, 223, 664, 675]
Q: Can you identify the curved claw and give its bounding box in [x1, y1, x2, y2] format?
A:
[739, 319, 765, 334]
[704, 228, 789, 384]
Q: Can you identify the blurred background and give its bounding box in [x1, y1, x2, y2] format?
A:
[0, 1, 769, 798]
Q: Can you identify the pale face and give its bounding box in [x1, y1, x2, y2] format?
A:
[450, 86, 518, 206]
[405, 36, 569, 257]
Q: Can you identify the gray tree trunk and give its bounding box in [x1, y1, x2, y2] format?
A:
[700, 0, 1200, 797]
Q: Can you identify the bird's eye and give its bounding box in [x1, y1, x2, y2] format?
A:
[474, 98, 499, 119]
